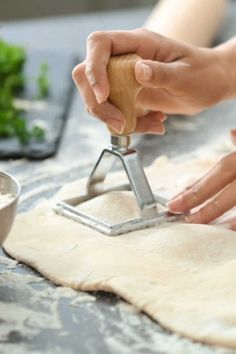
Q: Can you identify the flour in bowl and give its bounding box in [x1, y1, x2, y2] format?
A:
[0, 193, 14, 209]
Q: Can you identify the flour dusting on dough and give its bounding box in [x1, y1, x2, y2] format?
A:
[4, 138, 236, 351]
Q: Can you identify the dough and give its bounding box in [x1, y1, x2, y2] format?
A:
[4, 154, 236, 349]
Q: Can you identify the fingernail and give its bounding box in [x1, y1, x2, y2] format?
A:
[138, 63, 152, 82]
[160, 114, 167, 122]
[185, 212, 201, 224]
[149, 122, 165, 135]
[107, 119, 124, 134]
[86, 66, 96, 86]
[93, 85, 105, 104]
[167, 195, 184, 213]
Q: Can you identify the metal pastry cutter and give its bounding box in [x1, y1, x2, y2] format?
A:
[54, 54, 183, 236]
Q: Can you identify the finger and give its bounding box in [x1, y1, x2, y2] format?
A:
[135, 59, 189, 90]
[86, 32, 111, 104]
[230, 129, 236, 146]
[85, 29, 184, 105]
[168, 151, 236, 213]
[185, 180, 236, 224]
[135, 111, 167, 134]
[137, 87, 194, 115]
[170, 178, 202, 201]
[72, 62, 125, 133]
[85, 30, 147, 104]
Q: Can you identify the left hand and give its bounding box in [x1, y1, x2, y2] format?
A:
[168, 130, 236, 230]
[72, 29, 235, 135]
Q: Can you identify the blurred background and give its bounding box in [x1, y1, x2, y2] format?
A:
[0, 0, 157, 20]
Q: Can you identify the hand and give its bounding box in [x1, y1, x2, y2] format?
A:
[72, 29, 234, 134]
[168, 130, 236, 230]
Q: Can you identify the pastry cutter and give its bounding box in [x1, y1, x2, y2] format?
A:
[54, 54, 183, 236]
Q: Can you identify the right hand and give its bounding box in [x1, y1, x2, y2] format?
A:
[168, 129, 236, 230]
[72, 29, 235, 134]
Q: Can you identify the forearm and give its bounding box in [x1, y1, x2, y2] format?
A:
[145, 0, 227, 47]
[214, 37, 236, 99]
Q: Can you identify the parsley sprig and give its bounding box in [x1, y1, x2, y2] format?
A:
[0, 39, 49, 145]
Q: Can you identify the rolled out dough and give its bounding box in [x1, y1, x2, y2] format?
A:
[4, 153, 236, 349]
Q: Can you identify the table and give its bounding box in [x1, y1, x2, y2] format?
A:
[0, 5, 236, 354]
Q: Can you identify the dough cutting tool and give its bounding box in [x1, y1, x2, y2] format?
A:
[54, 54, 183, 236]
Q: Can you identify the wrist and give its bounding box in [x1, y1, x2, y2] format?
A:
[214, 37, 236, 100]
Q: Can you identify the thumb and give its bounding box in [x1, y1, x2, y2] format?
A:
[135, 59, 183, 89]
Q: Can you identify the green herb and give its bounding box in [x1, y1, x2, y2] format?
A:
[0, 39, 49, 145]
[36, 62, 50, 99]
[0, 39, 26, 92]
[0, 87, 45, 145]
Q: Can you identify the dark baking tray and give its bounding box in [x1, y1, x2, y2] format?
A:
[0, 49, 77, 159]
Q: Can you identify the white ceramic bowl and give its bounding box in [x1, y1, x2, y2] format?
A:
[0, 172, 21, 246]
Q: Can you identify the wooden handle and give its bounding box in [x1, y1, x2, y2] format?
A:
[107, 54, 142, 136]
